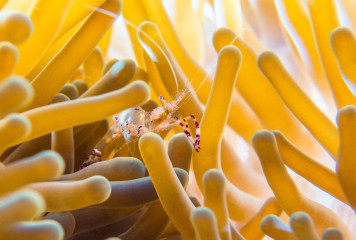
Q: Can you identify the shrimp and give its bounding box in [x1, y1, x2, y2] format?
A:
[80, 90, 200, 170]
[80, 149, 103, 169]
[111, 89, 201, 152]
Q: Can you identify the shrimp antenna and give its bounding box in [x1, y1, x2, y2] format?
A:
[83, 4, 179, 93]
[178, 31, 240, 107]
[195, 32, 239, 93]
[83, 3, 238, 110]
[83, 3, 119, 18]
[229, 33, 240, 47]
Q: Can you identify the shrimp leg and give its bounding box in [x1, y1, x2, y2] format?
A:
[177, 115, 201, 152]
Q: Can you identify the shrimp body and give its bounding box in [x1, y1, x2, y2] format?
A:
[118, 107, 148, 141]
[81, 92, 200, 170]
[80, 149, 102, 169]
[112, 90, 201, 152]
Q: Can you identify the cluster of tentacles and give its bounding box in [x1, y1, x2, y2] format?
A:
[1, 0, 356, 240]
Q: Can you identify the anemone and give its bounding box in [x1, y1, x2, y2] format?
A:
[1, 0, 356, 239]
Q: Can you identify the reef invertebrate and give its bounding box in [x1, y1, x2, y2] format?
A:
[28, 0, 121, 108]
[112, 89, 201, 152]
[191, 207, 221, 240]
[261, 211, 345, 240]
[80, 148, 103, 169]
[139, 132, 195, 240]
[253, 130, 351, 238]
[3, 0, 356, 239]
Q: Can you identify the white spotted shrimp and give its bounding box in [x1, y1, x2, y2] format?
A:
[112, 89, 201, 152]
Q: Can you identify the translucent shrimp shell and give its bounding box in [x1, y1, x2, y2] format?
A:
[113, 89, 188, 143]
[118, 107, 147, 141]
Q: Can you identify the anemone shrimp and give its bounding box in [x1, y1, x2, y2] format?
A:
[80, 88, 201, 169]
[112, 89, 201, 152]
